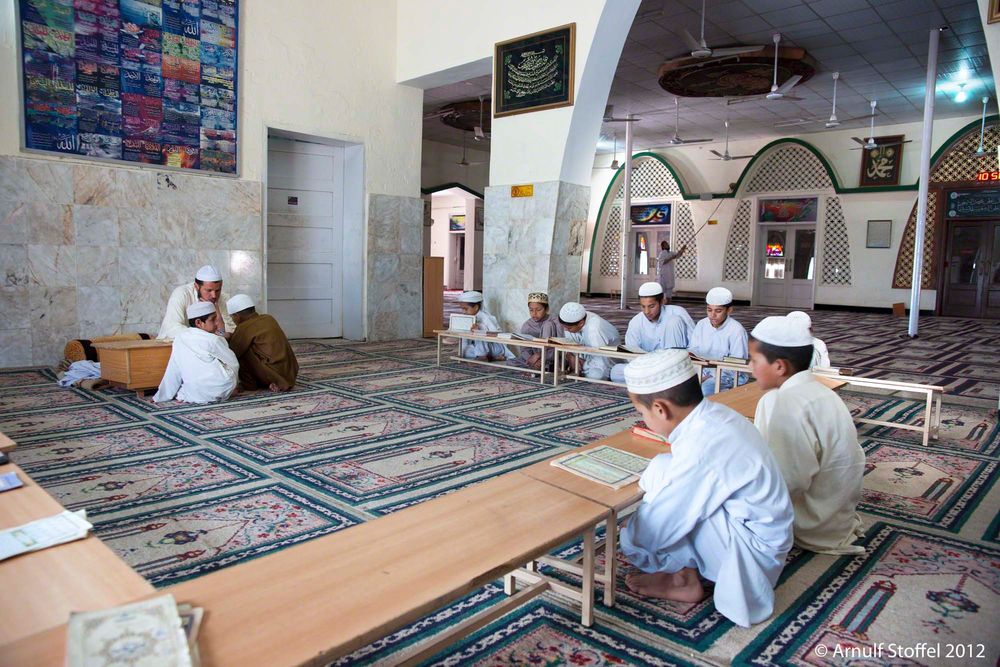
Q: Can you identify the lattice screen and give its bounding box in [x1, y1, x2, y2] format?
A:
[610, 158, 683, 200]
[674, 202, 697, 280]
[821, 196, 852, 285]
[744, 144, 834, 193]
[599, 205, 622, 276]
[891, 123, 1000, 289]
[722, 199, 752, 281]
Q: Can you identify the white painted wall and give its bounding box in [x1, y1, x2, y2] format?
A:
[422, 140, 489, 194]
[582, 114, 982, 311]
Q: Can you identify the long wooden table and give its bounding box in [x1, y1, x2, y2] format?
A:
[0, 462, 154, 648]
[3, 474, 608, 667]
[0, 430, 15, 454]
[435, 329, 552, 384]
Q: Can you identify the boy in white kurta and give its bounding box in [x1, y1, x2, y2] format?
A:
[619, 350, 794, 627]
[689, 287, 749, 395]
[153, 302, 239, 404]
[456, 291, 510, 361]
[558, 302, 620, 380]
[787, 311, 831, 369]
[750, 316, 865, 555]
[157, 265, 235, 340]
[610, 282, 688, 383]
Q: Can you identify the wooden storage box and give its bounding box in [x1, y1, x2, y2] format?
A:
[92, 340, 173, 394]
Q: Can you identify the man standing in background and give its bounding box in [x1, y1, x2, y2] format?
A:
[657, 240, 686, 301]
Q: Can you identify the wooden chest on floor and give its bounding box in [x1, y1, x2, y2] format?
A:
[92, 340, 173, 393]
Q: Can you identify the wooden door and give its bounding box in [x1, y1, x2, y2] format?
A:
[941, 220, 994, 318]
[986, 221, 1000, 319]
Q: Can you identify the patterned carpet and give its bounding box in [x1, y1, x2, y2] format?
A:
[2, 296, 998, 665]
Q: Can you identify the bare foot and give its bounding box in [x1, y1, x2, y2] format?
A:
[476, 356, 490, 361]
[268, 382, 280, 392]
[625, 568, 706, 603]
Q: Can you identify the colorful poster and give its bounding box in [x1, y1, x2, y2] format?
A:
[18, 0, 238, 174]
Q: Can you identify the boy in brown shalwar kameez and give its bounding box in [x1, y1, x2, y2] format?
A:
[226, 294, 299, 392]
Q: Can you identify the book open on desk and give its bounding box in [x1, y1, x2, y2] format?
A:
[497, 332, 537, 341]
[631, 422, 670, 445]
[448, 313, 476, 332]
[598, 344, 645, 354]
[548, 337, 581, 346]
[550, 445, 651, 489]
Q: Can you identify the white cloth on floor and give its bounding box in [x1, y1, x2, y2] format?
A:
[810, 336, 831, 369]
[610, 309, 689, 383]
[153, 327, 238, 404]
[460, 309, 511, 359]
[620, 399, 793, 627]
[57, 361, 101, 387]
[564, 311, 619, 380]
[157, 283, 235, 340]
[754, 371, 865, 554]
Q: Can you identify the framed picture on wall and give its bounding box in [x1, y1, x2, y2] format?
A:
[866, 220, 892, 248]
[494, 24, 575, 118]
[449, 214, 466, 231]
[859, 136, 905, 186]
[758, 197, 818, 223]
[990, 0, 1000, 23]
[630, 203, 671, 225]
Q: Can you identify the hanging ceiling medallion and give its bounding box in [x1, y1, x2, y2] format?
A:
[658, 46, 815, 98]
[437, 98, 492, 133]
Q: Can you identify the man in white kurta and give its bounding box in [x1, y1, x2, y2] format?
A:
[689, 287, 749, 395]
[787, 311, 831, 369]
[157, 265, 235, 340]
[153, 302, 239, 404]
[610, 282, 689, 383]
[618, 350, 794, 627]
[750, 316, 865, 554]
[558, 302, 620, 380]
[456, 291, 510, 361]
[656, 241, 685, 299]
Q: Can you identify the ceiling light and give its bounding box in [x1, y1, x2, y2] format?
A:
[955, 84, 969, 103]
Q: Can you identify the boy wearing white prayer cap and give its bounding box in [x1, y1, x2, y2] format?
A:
[157, 265, 236, 341]
[688, 287, 749, 395]
[227, 294, 299, 392]
[787, 310, 831, 369]
[558, 301, 620, 380]
[153, 301, 239, 404]
[609, 282, 689, 383]
[749, 316, 865, 555]
[619, 349, 793, 627]
[456, 291, 511, 361]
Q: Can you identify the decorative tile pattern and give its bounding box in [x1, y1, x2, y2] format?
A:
[744, 144, 834, 193]
[821, 196, 852, 285]
[599, 204, 622, 277]
[610, 157, 683, 200]
[674, 202, 698, 280]
[892, 191, 939, 289]
[722, 199, 752, 282]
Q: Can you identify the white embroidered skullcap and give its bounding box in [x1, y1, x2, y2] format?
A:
[457, 290, 484, 303]
[638, 281, 664, 297]
[559, 302, 586, 323]
[186, 301, 216, 319]
[787, 310, 812, 329]
[751, 316, 813, 347]
[226, 294, 254, 313]
[195, 265, 222, 282]
[623, 349, 698, 395]
[706, 287, 733, 306]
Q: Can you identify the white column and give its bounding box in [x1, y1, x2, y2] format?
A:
[619, 115, 633, 309]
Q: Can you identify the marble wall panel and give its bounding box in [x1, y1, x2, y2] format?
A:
[0, 328, 32, 367]
[0, 287, 29, 329]
[73, 205, 119, 246]
[366, 193, 423, 342]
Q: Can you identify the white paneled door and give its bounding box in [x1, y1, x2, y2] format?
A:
[758, 225, 816, 309]
[266, 137, 344, 338]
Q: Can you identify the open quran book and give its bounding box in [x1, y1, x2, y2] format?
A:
[550, 446, 651, 489]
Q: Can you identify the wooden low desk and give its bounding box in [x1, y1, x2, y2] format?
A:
[434, 329, 552, 384]
[518, 431, 668, 608]
[0, 429, 15, 453]
[552, 345, 638, 388]
[3, 474, 609, 667]
[707, 375, 847, 420]
[92, 339, 173, 397]
[0, 462, 154, 648]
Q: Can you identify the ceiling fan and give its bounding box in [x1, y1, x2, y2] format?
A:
[598, 133, 621, 170]
[728, 33, 802, 105]
[774, 72, 876, 129]
[664, 98, 713, 145]
[682, 0, 763, 60]
[473, 95, 490, 142]
[963, 96, 991, 156]
[710, 120, 754, 161]
[850, 99, 913, 150]
[455, 131, 487, 167]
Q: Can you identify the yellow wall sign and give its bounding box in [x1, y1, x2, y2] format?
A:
[707, 219, 718, 225]
[511, 184, 534, 198]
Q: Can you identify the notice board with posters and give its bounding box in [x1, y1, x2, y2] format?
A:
[17, 0, 239, 175]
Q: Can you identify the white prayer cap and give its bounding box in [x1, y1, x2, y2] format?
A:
[559, 302, 586, 323]
[457, 291, 484, 303]
[787, 310, 812, 329]
[186, 301, 216, 319]
[706, 287, 733, 306]
[638, 281, 664, 297]
[227, 294, 254, 313]
[195, 265, 222, 282]
[751, 316, 813, 347]
[623, 349, 698, 395]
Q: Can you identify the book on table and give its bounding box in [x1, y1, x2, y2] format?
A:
[550, 445, 651, 489]
[448, 313, 476, 332]
[548, 337, 581, 346]
[631, 421, 670, 445]
[0, 509, 91, 561]
[496, 332, 538, 341]
[598, 344, 645, 354]
[722, 356, 749, 365]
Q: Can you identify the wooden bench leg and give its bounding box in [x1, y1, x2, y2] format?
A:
[921, 389, 933, 447]
[503, 572, 516, 595]
[603, 512, 618, 608]
[581, 527, 595, 627]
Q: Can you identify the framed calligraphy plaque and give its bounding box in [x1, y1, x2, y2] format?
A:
[494, 23, 575, 118]
[859, 136, 904, 187]
[866, 220, 891, 248]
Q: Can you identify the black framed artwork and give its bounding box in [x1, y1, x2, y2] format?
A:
[494, 23, 574, 118]
[859, 136, 904, 187]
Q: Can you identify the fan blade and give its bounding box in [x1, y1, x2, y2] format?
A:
[726, 97, 757, 105]
[775, 74, 802, 95]
[681, 28, 703, 52]
[709, 149, 725, 158]
[678, 138, 714, 144]
[710, 45, 764, 57]
[731, 154, 755, 159]
[777, 95, 804, 101]
[774, 118, 823, 127]
[850, 137, 868, 146]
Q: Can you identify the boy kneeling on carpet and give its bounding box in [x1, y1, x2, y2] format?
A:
[619, 349, 793, 627]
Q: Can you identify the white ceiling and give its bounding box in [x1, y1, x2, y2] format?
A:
[421, 0, 993, 151]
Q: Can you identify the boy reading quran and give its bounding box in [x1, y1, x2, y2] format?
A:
[749, 316, 865, 554]
[619, 349, 793, 627]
